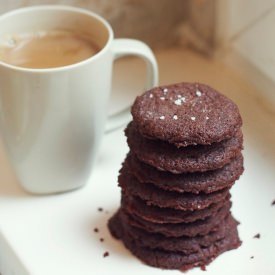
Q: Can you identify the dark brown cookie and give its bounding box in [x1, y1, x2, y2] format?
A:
[108, 211, 241, 270]
[121, 194, 231, 224]
[131, 82, 242, 147]
[126, 153, 244, 194]
[121, 200, 231, 237]
[109, 211, 238, 254]
[126, 122, 243, 173]
[119, 166, 230, 211]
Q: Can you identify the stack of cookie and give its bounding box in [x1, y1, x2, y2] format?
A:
[108, 83, 244, 270]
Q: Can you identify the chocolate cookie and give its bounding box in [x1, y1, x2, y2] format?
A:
[121, 194, 231, 224]
[121, 200, 231, 237]
[108, 211, 241, 270]
[126, 153, 244, 194]
[109, 211, 238, 254]
[126, 122, 243, 173]
[131, 82, 242, 147]
[119, 166, 230, 211]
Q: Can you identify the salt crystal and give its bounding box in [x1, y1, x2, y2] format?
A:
[174, 99, 182, 106]
[196, 90, 202, 97]
[173, 115, 178, 120]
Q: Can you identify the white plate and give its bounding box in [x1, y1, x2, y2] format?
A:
[0, 48, 275, 275]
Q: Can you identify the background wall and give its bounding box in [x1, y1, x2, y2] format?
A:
[0, 0, 189, 49]
[1, 0, 273, 98]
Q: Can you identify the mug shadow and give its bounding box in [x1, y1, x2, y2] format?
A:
[0, 161, 30, 198]
[0, 180, 29, 198]
[0, 138, 30, 197]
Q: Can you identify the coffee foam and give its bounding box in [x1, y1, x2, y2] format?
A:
[0, 30, 100, 68]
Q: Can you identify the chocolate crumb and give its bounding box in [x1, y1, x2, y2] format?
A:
[94, 228, 99, 233]
[200, 265, 206, 271]
[272, 199, 275, 206]
[250, 256, 254, 259]
[253, 233, 260, 239]
[98, 207, 103, 212]
[100, 238, 104, 242]
[103, 251, 109, 257]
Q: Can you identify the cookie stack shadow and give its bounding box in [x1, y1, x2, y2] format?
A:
[108, 83, 244, 271]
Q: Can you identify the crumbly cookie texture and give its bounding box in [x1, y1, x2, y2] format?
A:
[126, 122, 243, 173]
[108, 211, 241, 270]
[108, 82, 244, 271]
[126, 153, 244, 194]
[131, 82, 242, 147]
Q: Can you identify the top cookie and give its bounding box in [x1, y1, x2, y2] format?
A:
[131, 82, 242, 147]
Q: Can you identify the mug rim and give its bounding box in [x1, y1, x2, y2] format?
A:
[0, 5, 114, 73]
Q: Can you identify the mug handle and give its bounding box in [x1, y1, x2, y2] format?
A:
[105, 39, 158, 133]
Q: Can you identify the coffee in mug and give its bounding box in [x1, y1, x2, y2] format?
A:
[0, 30, 100, 68]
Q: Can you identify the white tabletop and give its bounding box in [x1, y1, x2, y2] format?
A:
[1, 48, 275, 275]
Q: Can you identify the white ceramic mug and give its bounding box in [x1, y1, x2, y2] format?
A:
[0, 6, 158, 194]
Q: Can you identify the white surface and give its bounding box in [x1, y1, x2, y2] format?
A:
[1, 48, 275, 275]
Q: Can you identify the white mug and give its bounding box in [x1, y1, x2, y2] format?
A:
[0, 6, 158, 194]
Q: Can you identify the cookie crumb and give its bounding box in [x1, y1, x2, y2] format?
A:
[94, 228, 99, 233]
[206, 116, 209, 120]
[250, 256, 254, 259]
[200, 265, 206, 271]
[103, 251, 109, 257]
[160, 96, 165, 100]
[163, 88, 168, 93]
[196, 90, 202, 97]
[100, 238, 104, 242]
[271, 199, 275, 206]
[159, 115, 165, 120]
[253, 233, 260, 239]
[149, 94, 153, 98]
[173, 115, 178, 120]
[98, 207, 103, 212]
[191, 116, 196, 121]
